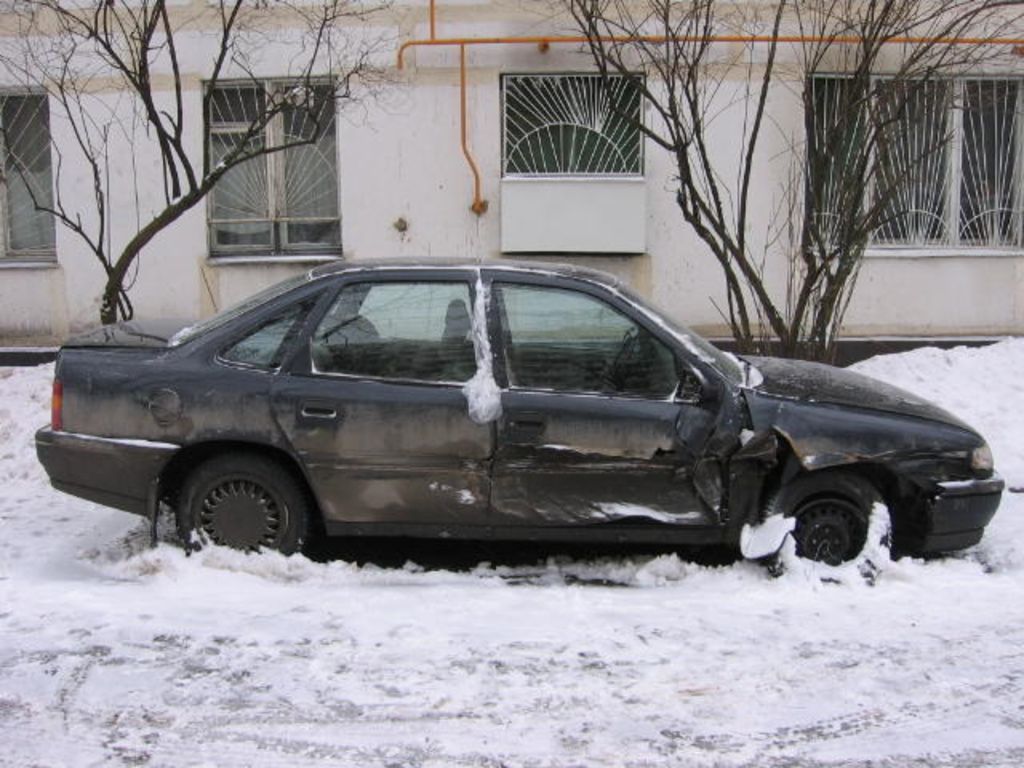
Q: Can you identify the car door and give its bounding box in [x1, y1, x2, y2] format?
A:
[487, 274, 721, 529]
[272, 271, 495, 529]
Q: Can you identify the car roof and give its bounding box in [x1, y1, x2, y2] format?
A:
[307, 259, 624, 291]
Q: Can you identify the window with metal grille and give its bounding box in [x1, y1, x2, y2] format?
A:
[811, 76, 1023, 250]
[207, 81, 339, 255]
[502, 73, 643, 176]
[0, 93, 56, 261]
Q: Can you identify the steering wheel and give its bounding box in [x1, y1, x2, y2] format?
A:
[602, 327, 641, 391]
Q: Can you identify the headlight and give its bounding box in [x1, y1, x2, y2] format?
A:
[971, 443, 994, 474]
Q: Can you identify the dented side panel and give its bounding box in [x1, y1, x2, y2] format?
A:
[490, 390, 718, 526]
[272, 376, 495, 525]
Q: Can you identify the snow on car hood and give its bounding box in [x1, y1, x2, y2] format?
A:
[745, 355, 973, 431]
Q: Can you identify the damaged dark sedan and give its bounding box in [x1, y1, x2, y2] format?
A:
[36, 262, 1004, 565]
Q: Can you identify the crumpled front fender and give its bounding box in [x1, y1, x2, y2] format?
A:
[745, 392, 981, 475]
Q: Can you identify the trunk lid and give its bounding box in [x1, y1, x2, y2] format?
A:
[64, 319, 191, 349]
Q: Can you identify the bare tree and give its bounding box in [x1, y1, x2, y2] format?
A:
[786, 0, 1022, 360]
[0, 0, 385, 325]
[563, 0, 1022, 360]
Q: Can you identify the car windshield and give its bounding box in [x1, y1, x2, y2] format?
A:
[612, 283, 746, 386]
[168, 272, 312, 347]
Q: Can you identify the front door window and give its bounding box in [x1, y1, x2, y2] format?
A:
[495, 283, 677, 399]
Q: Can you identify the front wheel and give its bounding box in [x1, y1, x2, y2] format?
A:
[178, 454, 310, 555]
[767, 471, 876, 565]
[792, 496, 867, 565]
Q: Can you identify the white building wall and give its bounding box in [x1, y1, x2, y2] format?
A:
[0, 2, 1021, 343]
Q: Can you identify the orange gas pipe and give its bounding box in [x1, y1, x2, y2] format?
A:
[399, 32, 1024, 70]
[403, 5, 1024, 216]
[460, 44, 488, 216]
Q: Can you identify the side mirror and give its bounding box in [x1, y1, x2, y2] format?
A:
[674, 370, 704, 404]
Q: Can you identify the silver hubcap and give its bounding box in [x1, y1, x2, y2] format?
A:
[199, 479, 284, 550]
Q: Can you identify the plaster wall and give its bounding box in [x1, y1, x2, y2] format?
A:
[0, 2, 1020, 343]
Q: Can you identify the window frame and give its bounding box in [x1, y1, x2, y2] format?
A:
[205, 78, 341, 259]
[810, 73, 1024, 255]
[501, 72, 645, 179]
[0, 89, 56, 264]
[490, 277, 683, 402]
[307, 276, 480, 388]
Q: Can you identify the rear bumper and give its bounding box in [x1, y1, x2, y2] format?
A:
[913, 475, 1005, 554]
[35, 427, 179, 516]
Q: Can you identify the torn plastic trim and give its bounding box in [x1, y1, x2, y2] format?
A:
[725, 429, 780, 529]
[594, 503, 706, 524]
[740, 513, 795, 559]
[48, 430, 180, 450]
[936, 475, 1005, 496]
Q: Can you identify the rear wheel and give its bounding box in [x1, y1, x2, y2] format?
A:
[178, 454, 310, 555]
[767, 471, 876, 565]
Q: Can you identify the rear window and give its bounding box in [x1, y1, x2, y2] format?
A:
[169, 273, 312, 347]
[219, 301, 314, 370]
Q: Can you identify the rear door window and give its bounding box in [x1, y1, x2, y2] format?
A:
[311, 281, 476, 383]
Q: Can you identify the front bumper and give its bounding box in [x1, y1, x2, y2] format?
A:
[35, 427, 179, 516]
[913, 475, 1005, 554]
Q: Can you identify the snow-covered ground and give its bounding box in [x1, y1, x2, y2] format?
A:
[1, 341, 1023, 767]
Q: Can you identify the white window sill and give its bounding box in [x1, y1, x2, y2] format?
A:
[865, 247, 1024, 259]
[0, 258, 58, 270]
[502, 175, 645, 183]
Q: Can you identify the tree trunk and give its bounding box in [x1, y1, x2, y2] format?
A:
[97, 189, 208, 324]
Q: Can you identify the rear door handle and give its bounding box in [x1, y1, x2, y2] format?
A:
[300, 402, 340, 420]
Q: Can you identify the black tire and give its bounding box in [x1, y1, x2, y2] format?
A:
[766, 471, 877, 566]
[178, 454, 310, 555]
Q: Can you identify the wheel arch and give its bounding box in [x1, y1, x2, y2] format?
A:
[158, 440, 321, 522]
[767, 429, 902, 514]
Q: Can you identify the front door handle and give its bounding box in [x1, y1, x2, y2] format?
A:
[507, 418, 546, 443]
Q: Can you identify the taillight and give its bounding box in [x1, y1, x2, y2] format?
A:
[51, 379, 63, 431]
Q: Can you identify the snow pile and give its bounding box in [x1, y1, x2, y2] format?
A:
[2, 340, 1024, 766]
[462, 274, 502, 424]
[852, 338, 1024, 575]
[776, 502, 893, 586]
[852, 337, 1024, 488]
[740, 503, 894, 585]
[0, 363, 52, 488]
